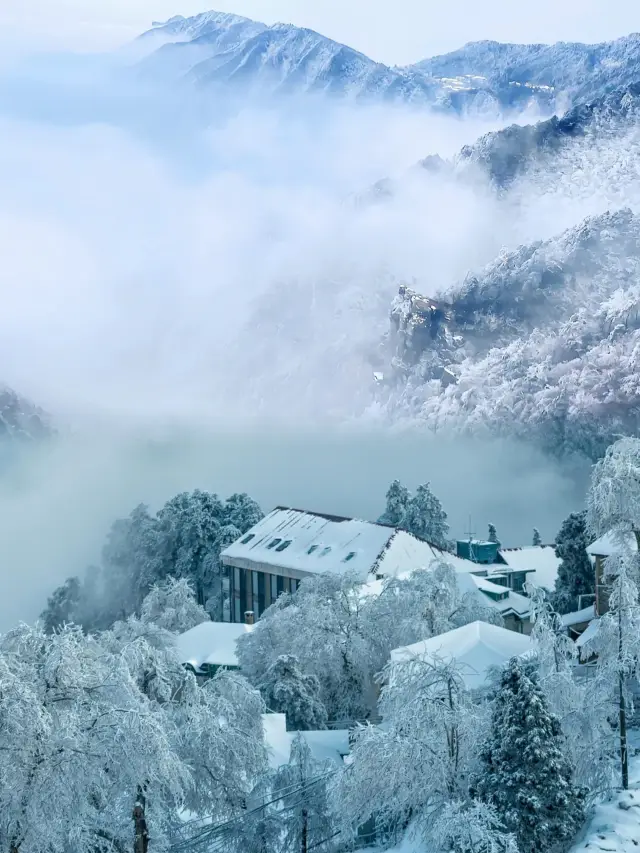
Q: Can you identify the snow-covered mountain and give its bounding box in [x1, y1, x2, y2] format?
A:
[377, 208, 640, 458]
[355, 81, 640, 206]
[416, 34, 640, 109]
[135, 11, 552, 113]
[0, 387, 52, 441]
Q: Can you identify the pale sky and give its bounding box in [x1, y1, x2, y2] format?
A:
[1, 0, 638, 64]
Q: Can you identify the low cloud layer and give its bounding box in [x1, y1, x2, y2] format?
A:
[0, 427, 590, 630]
[0, 45, 606, 628]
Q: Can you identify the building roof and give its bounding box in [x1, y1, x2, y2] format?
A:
[175, 620, 253, 671]
[262, 713, 349, 769]
[576, 618, 600, 648]
[561, 604, 596, 628]
[221, 506, 395, 580]
[498, 545, 562, 590]
[221, 506, 531, 619]
[390, 621, 535, 691]
[221, 506, 477, 581]
[587, 531, 638, 557]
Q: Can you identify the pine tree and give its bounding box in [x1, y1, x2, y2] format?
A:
[474, 658, 586, 853]
[488, 524, 501, 547]
[532, 528, 542, 547]
[378, 480, 410, 527]
[402, 482, 450, 550]
[552, 511, 594, 614]
[40, 576, 82, 633]
[259, 654, 328, 731]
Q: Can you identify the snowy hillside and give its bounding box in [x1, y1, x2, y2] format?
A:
[135, 11, 551, 113]
[0, 387, 52, 441]
[377, 209, 640, 458]
[416, 34, 640, 109]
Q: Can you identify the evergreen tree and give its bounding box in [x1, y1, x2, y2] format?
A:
[378, 480, 410, 527]
[40, 577, 82, 633]
[552, 511, 594, 614]
[259, 654, 328, 731]
[402, 482, 450, 549]
[488, 524, 501, 547]
[532, 528, 542, 547]
[474, 659, 586, 853]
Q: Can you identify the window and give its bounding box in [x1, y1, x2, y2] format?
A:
[320, 546, 332, 557]
[307, 545, 319, 555]
[267, 538, 282, 550]
[240, 533, 255, 545]
[275, 540, 292, 552]
[343, 551, 357, 562]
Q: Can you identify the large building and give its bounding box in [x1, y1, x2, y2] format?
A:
[220, 507, 534, 631]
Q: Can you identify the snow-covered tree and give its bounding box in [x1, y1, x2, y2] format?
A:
[103, 613, 268, 828]
[238, 573, 374, 722]
[259, 654, 328, 731]
[42, 490, 263, 633]
[140, 577, 210, 633]
[402, 482, 451, 549]
[378, 479, 410, 526]
[488, 524, 501, 547]
[40, 576, 82, 633]
[365, 561, 500, 676]
[586, 436, 640, 789]
[239, 562, 493, 725]
[0, 623, 188, 853]
[528, 587, 615, 793]
[532, 528, 542, 546]
[431, 800, 517, 853]
[552, 510, 594, 613]
[474, 658, 586, 853]
[274, 735, 336, 853]
[224, 492, 264, 533]
[583, 551, 640, 790]
[587, 437, 640, 547]
[335, 657, 483, 846]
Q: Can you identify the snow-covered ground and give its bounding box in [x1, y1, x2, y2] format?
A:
[361, 749, 640, 853]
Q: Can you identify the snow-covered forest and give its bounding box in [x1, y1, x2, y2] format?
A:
[22, 441, 640, 852]
[5, 5, 640, 853]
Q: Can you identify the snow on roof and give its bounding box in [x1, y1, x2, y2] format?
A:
[362, 560, 531, 619]
[262, 713, 349, 769]
[576, 618, 600, 648]
[390, 621, 535, 691]
[499, 545, 561, 590]
[561, 604, 596, 628]
[375, 529, 476, 577]
[221, 507, 480, 581]
[175, 621, 253, 671]
[587, 531, 637, 557]
[221, 507, 395, 580]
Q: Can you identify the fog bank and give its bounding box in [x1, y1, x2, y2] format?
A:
[0, 427, 590, 630]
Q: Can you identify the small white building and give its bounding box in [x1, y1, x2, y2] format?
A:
[390, 621, 536, 692]
[262, 713, 350, 769]
[175, 620, 254, 676]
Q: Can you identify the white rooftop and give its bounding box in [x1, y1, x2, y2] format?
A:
[561, 604, 596, 628]
[175, 620, 253, 671]
[499, 545, 562, 590]
[587, 531, 638, 557]
[221, 506, 478, 581]
[262, 713, 349, 769]
[390, 621, 536, 691]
